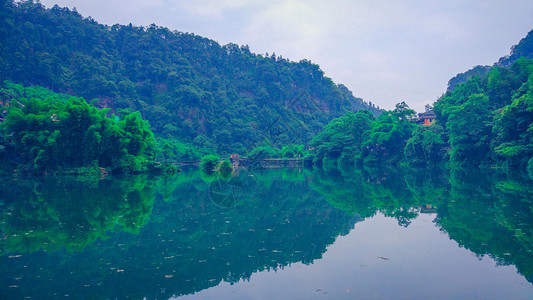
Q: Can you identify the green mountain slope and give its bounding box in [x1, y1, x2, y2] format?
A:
[447, 29, 533, 92]
[0, 1, 380, 154]
[309, 29, 533, 170]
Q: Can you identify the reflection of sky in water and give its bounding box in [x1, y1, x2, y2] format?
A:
[179, 213, 533, 300]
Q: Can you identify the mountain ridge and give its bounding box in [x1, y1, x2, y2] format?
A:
[447, 29, 533, 92]
[0, 0, 380, 154]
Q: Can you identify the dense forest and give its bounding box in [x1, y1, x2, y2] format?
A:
[309, 57, 533, 172]
[0, 0, 379, 157]
[1, 0, 532, 174]
[0, 81, 163, 173]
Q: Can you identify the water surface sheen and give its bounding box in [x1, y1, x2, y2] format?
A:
[0, 167, 532, 299]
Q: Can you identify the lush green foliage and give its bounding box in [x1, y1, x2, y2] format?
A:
[0, 82, 156, 173]
[404, 124, 448, 166]
[310, 110, 374, 165]
[199, 154, 220, 172]
[0, 0, 380, 155]
[311, 58, 533, 170]
[310, 102, 416, 167]
[434, 58, 533, 168]
[361, 102, 417, 165]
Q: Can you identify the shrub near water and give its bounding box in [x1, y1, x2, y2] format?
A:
[200, 155, 220, 172]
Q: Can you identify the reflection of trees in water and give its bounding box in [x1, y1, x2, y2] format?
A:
[208, 173, 250, 208]
[1, 166, 532, 299]
[311, 165, 533, 284]
[310, 166, 447, 226]
[435, 168, 533, 283]
[0, 175, 155, 255]
[0, 169, 356, 299]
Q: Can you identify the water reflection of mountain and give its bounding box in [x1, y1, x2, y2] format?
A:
[1, 167, 532, 298]
[310, 166, 533, 283]
[0, 175, 155, 255]
[435, 169, 533, 283]
[0, 169, 357, 299]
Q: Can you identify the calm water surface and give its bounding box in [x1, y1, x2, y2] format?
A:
[0, 167, 532, 299]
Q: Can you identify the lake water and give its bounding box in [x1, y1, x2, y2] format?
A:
[1, 167, 533, 299]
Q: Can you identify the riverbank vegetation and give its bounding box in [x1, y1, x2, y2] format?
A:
[0, 0, 532, 174]
[0, 82, 175, 174]
[309, 58, 533, 172]
[0, 0, 380, 156]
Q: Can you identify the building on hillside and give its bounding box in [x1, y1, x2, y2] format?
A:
[416, 110, 436, 126]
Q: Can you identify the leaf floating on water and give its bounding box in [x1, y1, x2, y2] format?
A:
[165, 275, 173, 278]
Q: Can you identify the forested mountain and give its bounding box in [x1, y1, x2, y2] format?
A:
[310, 35, 533, 171]
[0, 0, 379, 155]
[447, 29, 533, 91]
[432, 57, 533, 169]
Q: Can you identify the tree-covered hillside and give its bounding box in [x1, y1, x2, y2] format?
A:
[433, 57, 533, 169]
[0, 0, 380, 154]
[0, 81, 160, 174]
[308, 26, 533, 172]
[447, 29, 533, 92]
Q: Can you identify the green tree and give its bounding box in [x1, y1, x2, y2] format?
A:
[200, 154, 220, 172]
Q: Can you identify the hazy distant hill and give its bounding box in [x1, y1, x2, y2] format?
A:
[0, 0, 380, 153]
[447, 29, 533, 92]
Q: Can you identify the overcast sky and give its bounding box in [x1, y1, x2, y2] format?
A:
[40, 0, 533, 112]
